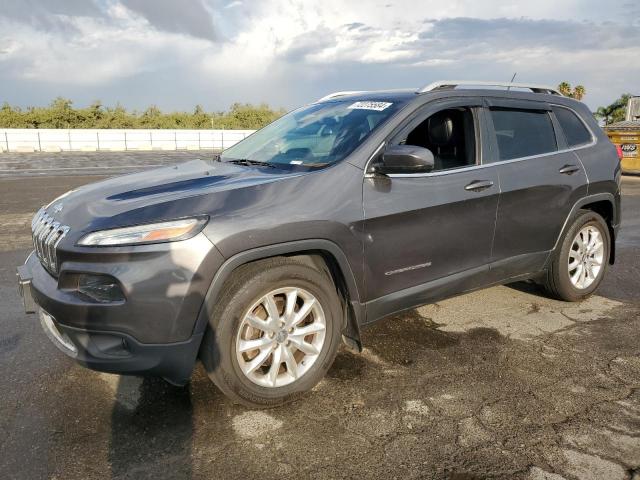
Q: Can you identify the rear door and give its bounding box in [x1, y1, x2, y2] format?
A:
[484, 98, 589, 279]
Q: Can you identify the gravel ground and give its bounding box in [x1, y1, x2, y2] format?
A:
[0, 153, 638, 479]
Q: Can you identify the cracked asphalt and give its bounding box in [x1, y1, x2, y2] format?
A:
[0, 153, 638, 480]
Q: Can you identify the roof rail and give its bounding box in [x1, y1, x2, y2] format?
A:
[417, 80, 561, 96]
[317, 91, 366, 102]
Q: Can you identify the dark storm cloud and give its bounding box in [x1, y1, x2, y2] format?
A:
[417, 17, 640, 52]
[120, 0, 218, 42]
[1, 0, 103, 31]
[283, 27, 338, 61]
[280, 16, 640, 70]
[2, 0, 102, 20]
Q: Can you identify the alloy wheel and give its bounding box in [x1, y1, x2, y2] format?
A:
[235, 287, 326, 388]
[568, 225, 604, 290]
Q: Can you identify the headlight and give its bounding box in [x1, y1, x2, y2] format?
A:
[77, 217, 207, 246]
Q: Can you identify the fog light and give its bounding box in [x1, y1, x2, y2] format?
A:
[78, 274, 125, 303]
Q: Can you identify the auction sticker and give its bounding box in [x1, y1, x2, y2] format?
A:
[348, 101, 393, 111]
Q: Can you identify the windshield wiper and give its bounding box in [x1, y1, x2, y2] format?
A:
[226, 158, 278, 169]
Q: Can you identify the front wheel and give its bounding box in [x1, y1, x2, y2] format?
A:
[200, 257, 343, 408]
[543, 209, 610, 302]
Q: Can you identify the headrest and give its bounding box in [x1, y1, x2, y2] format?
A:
[428, 113, 454, 146]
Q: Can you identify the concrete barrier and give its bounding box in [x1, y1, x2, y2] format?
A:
[0, 128, 255, 153]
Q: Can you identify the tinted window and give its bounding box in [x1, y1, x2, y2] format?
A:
[553, 107, 592, 147]
[489, 108, 557, 161]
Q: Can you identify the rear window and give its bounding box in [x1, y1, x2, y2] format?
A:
[553, 107, 592, 147]
[489, 108, 557, 161]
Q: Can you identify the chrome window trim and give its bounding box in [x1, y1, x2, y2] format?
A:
[382, 140, 598, 178]
[385, 162, 495, 178]
[364, 106, 597, 179]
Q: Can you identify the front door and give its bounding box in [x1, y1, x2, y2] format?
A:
[362, 98, 500, 319]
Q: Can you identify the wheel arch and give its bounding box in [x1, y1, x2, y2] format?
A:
[192, 240, 364, 351]
[552, 193, 618, 265]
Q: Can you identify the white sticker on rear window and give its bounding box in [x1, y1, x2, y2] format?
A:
[348, 101, 392, 111]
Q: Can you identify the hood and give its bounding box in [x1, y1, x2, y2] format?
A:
[44, 159, 298, 234]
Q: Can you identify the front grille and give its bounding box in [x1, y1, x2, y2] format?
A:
[31, 208, 70, 275]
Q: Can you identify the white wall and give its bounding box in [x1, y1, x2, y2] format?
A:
[0, 129, 256, 152]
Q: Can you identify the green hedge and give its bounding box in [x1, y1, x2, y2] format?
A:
[0, 98, 287, 129]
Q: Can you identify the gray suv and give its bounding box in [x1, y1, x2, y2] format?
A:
[18, 81, 622, 407]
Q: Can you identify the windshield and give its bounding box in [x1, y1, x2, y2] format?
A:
[220, 100, 402, 169]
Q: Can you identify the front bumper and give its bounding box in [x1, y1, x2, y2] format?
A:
[40, 308, 203, 385]
[17, 233, 224, 385]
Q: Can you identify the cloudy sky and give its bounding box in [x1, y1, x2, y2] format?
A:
[1, 0, 638, 112]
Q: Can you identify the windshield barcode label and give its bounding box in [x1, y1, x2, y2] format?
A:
[348, 101, 393, 111]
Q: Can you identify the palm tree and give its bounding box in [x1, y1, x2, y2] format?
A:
[572, 85, 586, 100]
[595, 94, 632, 125]
[557, 82, 586, 100]
[558, 82, 572, 96]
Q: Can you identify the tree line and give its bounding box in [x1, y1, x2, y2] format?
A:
[0, 87, 635, 129]
[0, 98, 287, 129]
[595, 94, 634, 125]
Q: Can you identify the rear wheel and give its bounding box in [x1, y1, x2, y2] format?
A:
[544, 210, 610, 302]
[200, 257, 343, 408]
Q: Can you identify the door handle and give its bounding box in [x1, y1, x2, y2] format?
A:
[465, 180, 494, 192]
[559, 164, 580, 175]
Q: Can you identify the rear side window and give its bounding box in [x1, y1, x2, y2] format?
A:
[489, 108, 557, 161]
[553, 107, 592, 147]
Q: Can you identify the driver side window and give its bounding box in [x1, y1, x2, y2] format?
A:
[397, 107, 477, 171]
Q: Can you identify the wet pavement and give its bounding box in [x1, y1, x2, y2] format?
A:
[0, 151, 214, 176]
[0, 154, 638, 479]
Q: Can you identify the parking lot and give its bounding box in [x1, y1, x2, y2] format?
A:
[0, 153, 639, 480]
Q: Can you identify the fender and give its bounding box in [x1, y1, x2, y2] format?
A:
[548, 192, 618, 264]
[192, 239, 364, 344]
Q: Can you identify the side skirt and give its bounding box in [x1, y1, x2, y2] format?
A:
[362, 251, 551, 327]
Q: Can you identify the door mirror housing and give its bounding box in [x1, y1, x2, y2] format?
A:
[374, 145, 435, 175]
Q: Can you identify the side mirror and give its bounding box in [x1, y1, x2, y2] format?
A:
[374, 145, 434, 175]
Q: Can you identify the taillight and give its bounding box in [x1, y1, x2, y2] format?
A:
[615, 145, 623, 161]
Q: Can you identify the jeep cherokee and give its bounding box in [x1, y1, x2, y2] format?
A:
[17, 80, 622, 407]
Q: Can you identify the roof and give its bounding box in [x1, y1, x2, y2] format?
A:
[316, 88, 576, 110]
[318, 80, 564, 105]
[604, 120, 640, 130]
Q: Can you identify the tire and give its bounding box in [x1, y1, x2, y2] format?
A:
[200, 256, 343, 408]
[544, 209, 610, 302]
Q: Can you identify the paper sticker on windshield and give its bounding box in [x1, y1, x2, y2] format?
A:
[348, 101, 392, 111]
